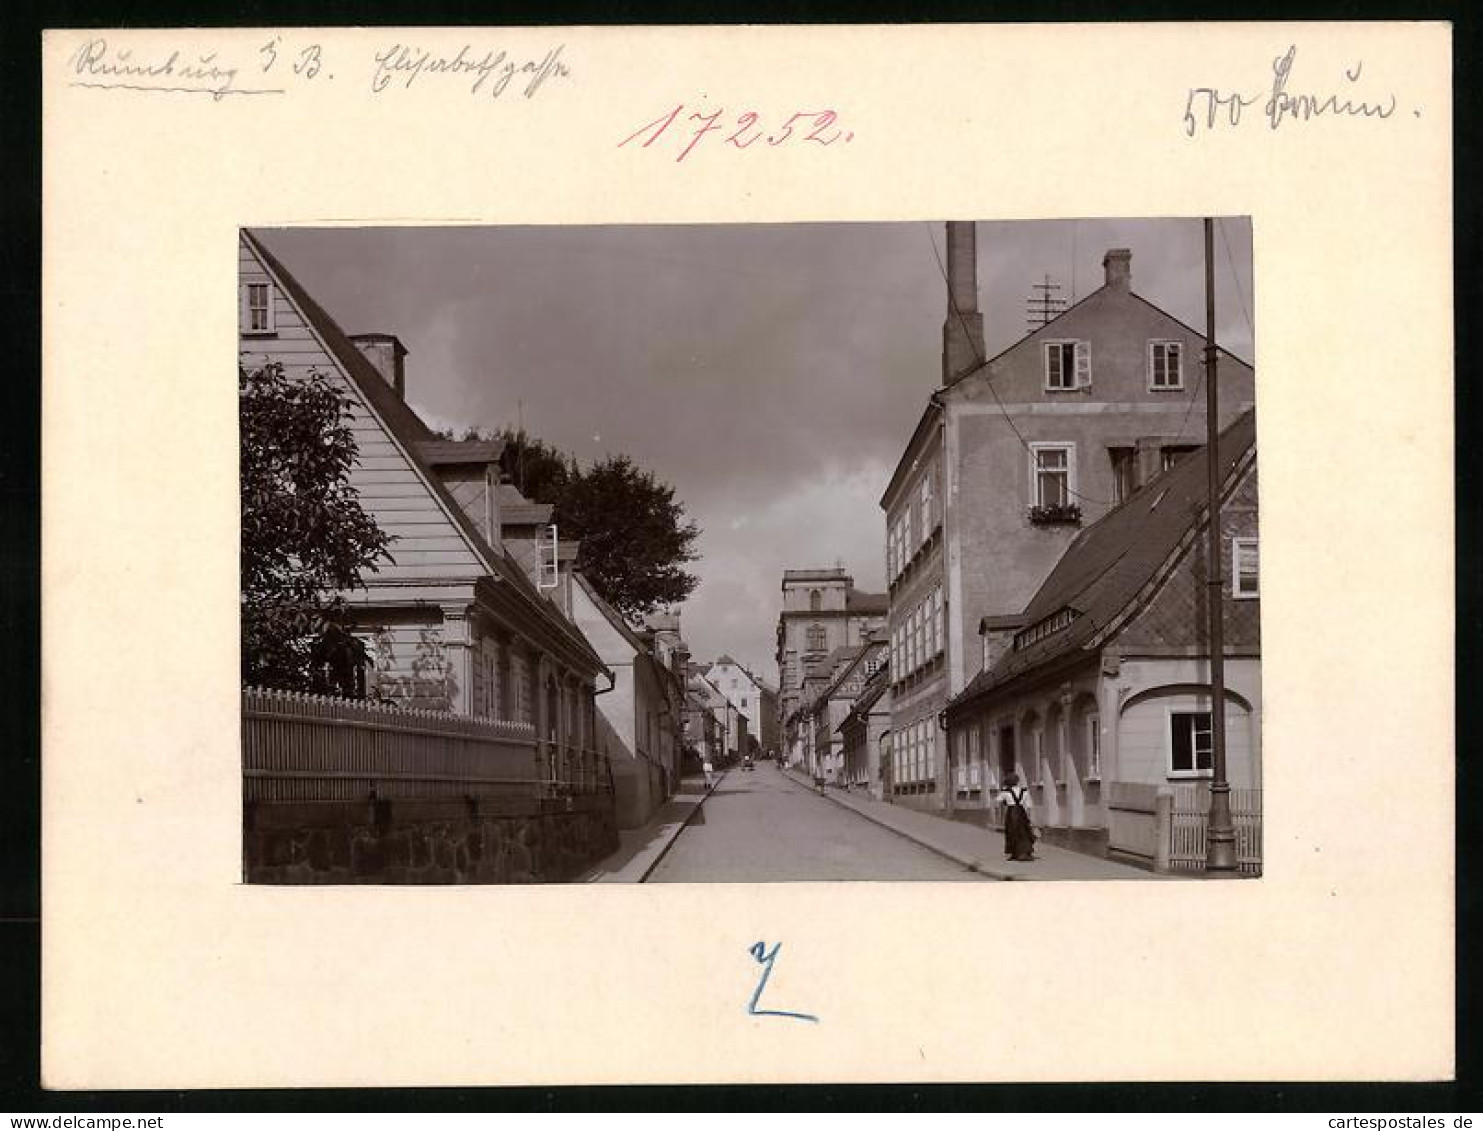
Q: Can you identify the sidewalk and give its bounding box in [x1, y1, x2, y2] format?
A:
[781, 767, 1163, 881]
[577, 770, 725, 883]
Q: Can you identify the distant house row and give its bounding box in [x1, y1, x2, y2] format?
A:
[239, 231, 764, 834]
[776, 224, 1260, 864]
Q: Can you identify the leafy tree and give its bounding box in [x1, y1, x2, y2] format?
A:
[432, 424, 700, 619]
[434, 425, 574, 502]
[240, 362, 393, 693]
[557, 454, 700, 620]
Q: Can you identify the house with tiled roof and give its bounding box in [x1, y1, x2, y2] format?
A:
[238, 230, 609, 789]
[704, 654, 777, 759]
[944, 409, 1260, 860]
[882, 223, 1256, 816]
[804, 633, 888, 785]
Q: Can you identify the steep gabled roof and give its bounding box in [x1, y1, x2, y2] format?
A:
[241, 229, 603, 674]
[846, 588, 888, 615]
[573, 571, 648, 656]
[948, 408, 1257, 715]
[414, 440, 504, 466]
[496, 483, 554, 526]
[817, 639, 885, 703]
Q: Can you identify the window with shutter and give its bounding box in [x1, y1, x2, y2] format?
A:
[1074, 340, 1091, 388]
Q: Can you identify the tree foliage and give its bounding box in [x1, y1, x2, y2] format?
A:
[240, 362, 392, 693]
[557, 454, 700, 620]
[434, 424, 700, 619]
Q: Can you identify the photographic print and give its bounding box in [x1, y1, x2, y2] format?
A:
[239, 217, 1260, 885]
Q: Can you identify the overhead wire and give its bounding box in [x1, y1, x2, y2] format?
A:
[926, 224, 1115, 507]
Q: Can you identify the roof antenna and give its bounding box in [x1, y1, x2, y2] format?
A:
[1026, 274, 1066, 330]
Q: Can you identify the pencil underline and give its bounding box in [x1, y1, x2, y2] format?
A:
[69, 81, 285, 96]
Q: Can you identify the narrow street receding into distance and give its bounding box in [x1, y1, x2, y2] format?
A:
[645, 767, 988, 883]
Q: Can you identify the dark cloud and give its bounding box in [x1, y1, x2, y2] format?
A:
[255, 219, 1254, 676]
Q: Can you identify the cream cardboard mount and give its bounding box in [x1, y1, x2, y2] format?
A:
[40, 24, 1453, 1087]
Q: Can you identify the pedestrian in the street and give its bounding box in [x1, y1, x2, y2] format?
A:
[999, 772, 1037, 861]
[703, 757, 715, 788]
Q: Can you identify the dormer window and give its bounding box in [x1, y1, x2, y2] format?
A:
[1232, 536, 1260, 598]
[1044, 340, 1090, 391]
[1149, 340, 1184, 390]
[241, 282, 275, 336]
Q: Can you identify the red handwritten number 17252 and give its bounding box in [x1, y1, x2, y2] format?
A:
[619, 104, 854, 162]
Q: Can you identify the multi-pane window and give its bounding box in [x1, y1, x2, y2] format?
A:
[919, 475, 935, 542]
[1170, 711, 1214, 775]
[932, 588, 944, 656]
[1149, 340, 1184, 389]
[1031, 444, 1074, 507]
[243, 282, 274, 334]
[1110, 447, 1138, 504]
[1232, 537, 1260, 598]
[806, 623, 826, 652]
[1044, 340, 1090, 390]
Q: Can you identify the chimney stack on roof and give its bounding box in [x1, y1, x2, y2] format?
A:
[941, 221, 986, 385]
[1102, 248, 1132, 292]
[349, 333, 409, 398]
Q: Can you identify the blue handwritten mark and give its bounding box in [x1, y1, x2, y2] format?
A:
[746, 941, 818, 1023]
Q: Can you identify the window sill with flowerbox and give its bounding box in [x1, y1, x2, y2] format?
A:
[1027, 502, 1083, 526]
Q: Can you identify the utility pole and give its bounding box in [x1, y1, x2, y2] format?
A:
[1204, 218, 1238, 873]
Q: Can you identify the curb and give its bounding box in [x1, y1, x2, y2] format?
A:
[635, 769, 727, 883]
[779, 769, 1020, 881]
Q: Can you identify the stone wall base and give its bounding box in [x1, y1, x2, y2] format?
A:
[244, 794, 619, 884]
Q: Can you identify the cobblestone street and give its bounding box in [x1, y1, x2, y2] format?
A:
[644, 767, 988, 883]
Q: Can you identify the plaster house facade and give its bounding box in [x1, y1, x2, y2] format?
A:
[685, 667, 737, 766]
[836, 650, 893, 796]
[682, 673, 725, 769]
[705, 655, 777, 757]
[567, 575, 685, 828]
[238, 230, 608, 790]
[774, 567, 886, 767]
[881, 222, 1256, 813]
[944, 410, 1261, 855]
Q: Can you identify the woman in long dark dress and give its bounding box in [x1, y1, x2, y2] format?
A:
[1000, 772, 1037, 861]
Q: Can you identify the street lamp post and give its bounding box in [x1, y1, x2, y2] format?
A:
[1203, 217, 1238, 874]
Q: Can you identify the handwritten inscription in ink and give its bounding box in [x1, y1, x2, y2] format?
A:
[620, 104, 856, 162]
[62, 36, 570, 103]
[1184, 45, 1406, 137]
[66, 37, 297, 100]
[746, 942, 818, 1023]
[370, 44, 569, 99]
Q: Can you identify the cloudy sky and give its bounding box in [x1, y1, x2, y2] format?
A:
[255, 218, 1254, 681]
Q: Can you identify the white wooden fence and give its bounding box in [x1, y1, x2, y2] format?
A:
[242, 687, 606, 802]
[1169, 785, 1263, 876]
